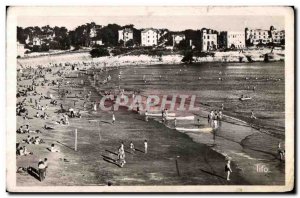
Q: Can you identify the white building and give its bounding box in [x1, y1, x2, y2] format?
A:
[91, 40, 103, 46]
[32, 37, 42, 46]
[17, 42, 26, 57]
[245, 28, 271, 45]
[270, 26, 285, 44]
[200, 28, 218, 52]
[141, 28, 160, 46]
[172, 34, 185, 46]
[90, 25, 102, 38]
[118, 28, 134, 43]
[220, 31, 245, 49]
[25, 35, 30, 44]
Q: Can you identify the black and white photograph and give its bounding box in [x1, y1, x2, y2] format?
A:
[6, 6, 294, 192]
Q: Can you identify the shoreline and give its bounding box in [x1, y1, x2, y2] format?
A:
[17, 49, 285, 69]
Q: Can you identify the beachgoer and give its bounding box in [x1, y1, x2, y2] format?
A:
[50, 144, 60, 152]
[130, 141, 135, 153]
[145, 110, 148, 122]
[112, 113, 115, 124]
[44, 158, 48, 177]
[213, 119, 218, 129]
[38, 159, 46, 182]
[144, 140, 148, 154]
[278, 143, 285, 161]
[93, 102, 97, 111]
[219, 110, 223, 120]
[251, 111, 257, 119]
[225, 160, 233, 181]
[174, 118, 177, 127]
[119, 149, 126, 168]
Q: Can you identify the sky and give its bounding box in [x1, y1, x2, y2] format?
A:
[18, 15, 284, 32]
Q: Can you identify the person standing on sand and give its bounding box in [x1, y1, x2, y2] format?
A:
[44, 158, 48, 177]
[112, 113, 115, 124]
[130, 141, 135, 154]
[144, 140, 148, 154]
[38, 159, 46, 182]
[93, 102, 97, 111]
[250, 110, 257, 119]
[225, 160, 233, 181]
[145, 110, 148, 122]
[278, 142, 285, 161]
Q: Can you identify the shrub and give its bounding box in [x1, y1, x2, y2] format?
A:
[90, 47, 110, 58]
[181, 50, 194, 63]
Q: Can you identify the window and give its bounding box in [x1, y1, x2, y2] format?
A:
[208, 35, 210, 39]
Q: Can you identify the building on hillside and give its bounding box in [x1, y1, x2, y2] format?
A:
[269, 26, 285, 44]
[118, 28, 134, 44]
[172, 34, 185, 46]
[90, 25, 102, 38]
[219, 31, 245, 49]
[17, 42, 27, 57]
[141, 28, 160, 46]
[32, 37, 42, 46]
[200, 28, 218, 52]
[25, 35, 31, 45]
[245, 28, 272, 45]
[90, 39, 103, 46]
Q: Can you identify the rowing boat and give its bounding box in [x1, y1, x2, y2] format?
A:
[175, 127, 212, 133]
[147, 113, 176, 117]
[166, 116, 194, 120]
[239, 97, 252, 101]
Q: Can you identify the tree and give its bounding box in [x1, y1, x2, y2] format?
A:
[98, 24, 122, 46]
[177, 40, 189, 50]
[90, 47, 110, 58]
[125, 39, 134, 47]
[17, 27, 27, 44]
[181, 50, 194, 63]
[183, 29, 201, 49]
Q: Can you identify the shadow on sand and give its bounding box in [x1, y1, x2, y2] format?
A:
[102, 155, 120, 167]
[199, 168, 225, 180]
[105, 149, 118, 156]
[27, 167, 41, 181]
[56, 141, 75, 151]
[135, 148, 145, 153]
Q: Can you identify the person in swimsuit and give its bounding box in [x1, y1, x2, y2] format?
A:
[225, 160, 233, 181]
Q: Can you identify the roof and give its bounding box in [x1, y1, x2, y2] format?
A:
[141, 28, 159, 33]
[123, 28, 133, 33]
[173, 34, 185, 37]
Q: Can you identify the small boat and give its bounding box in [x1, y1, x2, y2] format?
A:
[175, 127, 212, 133]
[166, 116, 195, 120]
[147, 113, 176, 117]
[239, 96, 252, 101]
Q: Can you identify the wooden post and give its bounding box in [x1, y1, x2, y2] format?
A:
[175, 158, 180, 176]
[75, 129, 78, 151]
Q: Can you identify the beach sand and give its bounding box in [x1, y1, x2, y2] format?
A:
[16, 65, 247, 186]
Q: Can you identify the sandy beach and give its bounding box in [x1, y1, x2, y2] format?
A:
[15, 52, 285, 186]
